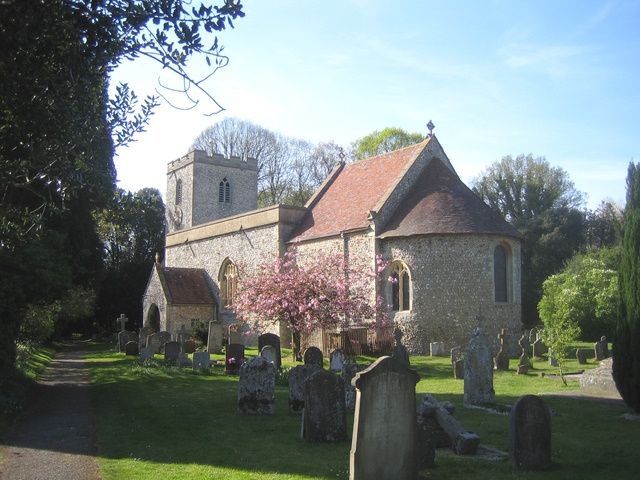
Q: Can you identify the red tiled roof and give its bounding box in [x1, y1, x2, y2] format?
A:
[289, 141, 428, 241]
[161, 267, 216, 305]
[379, 158, 523, 239]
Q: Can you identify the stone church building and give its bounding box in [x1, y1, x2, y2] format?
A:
[143, 132, 523, 355]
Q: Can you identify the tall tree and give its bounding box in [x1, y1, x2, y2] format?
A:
[0, 0, 243, 382]
[351, 127, 423, 160]
[472, 155, 586, 326]
[612, 162, 640, 413]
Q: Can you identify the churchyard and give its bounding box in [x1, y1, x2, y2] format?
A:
[70, 338, 639, 480]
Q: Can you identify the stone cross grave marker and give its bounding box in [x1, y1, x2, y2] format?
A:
[330, 348, 346, 372]
[207, 321, 223, 354]
[238, 355, 276, 415]
[116, 314, 128, 332]
[392, 327, 410, 367]
[225, 344, 245, 375]
[341, 358, 358, 413]
[421, 394, 480, 455]
[464, 326, 495, 407]
[302, 369, 347, 442]
[258, 333, 281, 368]
[176, 324, 190, 350]
[494, 329, 509, 371]
[510, 395, 552, 470]
[518, 334, 530, 367]
[164, 341, 181, 363]
[350, 356, 420, 480]
[303, 346, 323, 367]
[260, 345, 277, 365]
[289, 364, 321, 413]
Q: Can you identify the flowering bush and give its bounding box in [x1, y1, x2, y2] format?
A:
[233, 245, 390, 360]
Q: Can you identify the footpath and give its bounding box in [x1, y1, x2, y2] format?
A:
[0, 344, 101, 480]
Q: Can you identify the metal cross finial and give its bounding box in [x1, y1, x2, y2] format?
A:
[338, 148, 346, 162]
[427, 120, 435, 136]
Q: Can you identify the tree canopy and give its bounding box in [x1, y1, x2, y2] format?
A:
[350, 127, 424, 160]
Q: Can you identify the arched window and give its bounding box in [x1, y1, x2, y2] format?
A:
[494, 244, 510, 303]
[388, 261, 411, 311]
[219, 178, 230, 203]
[219, 259, 237, 308]
[175, 179, 182, 205]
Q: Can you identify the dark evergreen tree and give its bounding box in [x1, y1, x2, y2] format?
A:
[612, 162, 640, 413]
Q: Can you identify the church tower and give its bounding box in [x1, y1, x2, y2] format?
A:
[165, 149, 258, 234]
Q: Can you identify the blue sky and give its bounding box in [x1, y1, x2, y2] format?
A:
[111, 0, 639, 210]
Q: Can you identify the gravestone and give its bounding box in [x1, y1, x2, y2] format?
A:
[430, 341, 445, 357]
[454, 359, 465, 379]
[576, 347, 587, 365]
[139, 326, 154, 351]
[418, 395, 456, 448]
[533, 337, 547, 358]
[193, 351, 211, 371]
[238, 355, 276, 415]
[518, 334, 530, 367]
[207, 322, 223, 354]
[164, 341, 181, 363]
[341, 358, 358, 413]
[228, 327, 242, 345]
[116, 314, 128, 332]
[594, 336, 608, 361]
[176, 324, 190, 349]
[494, 329, 509, 371]
[528, 327, 538, 344]
[118, 330, 137, 353]
[392, 327, 410, 367]
[350, 356, 420, 480]
[450, 347, 462, 364]
[289, 364, 322, 413]
[225, 343, 245, 375]
[140, 347, 154, 362]
[303, 369, 347, 442]
[421, 394, 480, 455]
[548, 348, 558, 367]
[303, 346, 323, 367]
[510, 395, 552, 470]
[330, 349, 346, 372]
[183, 340, 196, 354]
[463, 326, 495, 407]
[415, 398, 436, 469]
[124, 340, 139, 356]
[260, 345, 277, 365]
[146, 333, 164, 354]
[258, 333, 282, 368]
[176, 352, 192, 368]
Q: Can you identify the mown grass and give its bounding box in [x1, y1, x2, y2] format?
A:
[85, 341, 638, 480]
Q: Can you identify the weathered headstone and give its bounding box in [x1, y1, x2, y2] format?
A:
[330, 348, 346, 372]
[118, 330, 137, 353]
[225, 343, 245, 375]
[450, 347, 462, 364]
[228, 326, 242, 345]
[430, 341, 446, 357]
[164, 341, 181, 363]
[139, 326, 154, 351]
[193, 351, 211, 371]
[350, 356, 420, 480]
[289, 364, 322, 413]
[124, 340, 139, 356]
[303, 370, 347, 442]
[576, 347, 587, 365]
[510, 395, 552, 470]
[116, 313, 128, 332]
[518, 334, 530, 367]
[418, 396, 456, 448]
[464, 326, 495, 407]
[594, 336, 608, 361]
[183, 340, 196, 354]
[548, 348, 558, 367]
[303, 346, 323, 367]
[176, 352, 192, 367]
[494, 329, 509, 371]
[146, 333, 163, 354]
[140, 347, 154, 362]
[454, 359, 465, 380]
[341, 358, 358, 413]
[258, 333, 282, 368]
[207, 322, 223, 354]
[260, 345, 277, 365]
[533, 337, 547, 358]
[238, 355, 276, 415]
[392, 327, 410, 367]
[528, 327, 538, 345]
[421, 394, 480, 455]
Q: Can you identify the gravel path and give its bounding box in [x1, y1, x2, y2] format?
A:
[0, 345, 101, 480]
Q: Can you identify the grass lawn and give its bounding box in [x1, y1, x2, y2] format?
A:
[84, 341, 638, 480]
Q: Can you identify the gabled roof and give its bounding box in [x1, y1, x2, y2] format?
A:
[159, 267, 216, 305]
[378, 158, 523, 239]
[288, 140, 429, 242]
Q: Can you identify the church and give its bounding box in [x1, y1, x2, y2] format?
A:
[143, 129, 523, 355]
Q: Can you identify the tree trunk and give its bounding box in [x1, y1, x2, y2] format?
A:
[292, 330, 302, 362]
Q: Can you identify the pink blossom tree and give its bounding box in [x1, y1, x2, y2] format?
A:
[232, 246, 389, 361]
